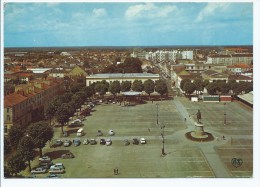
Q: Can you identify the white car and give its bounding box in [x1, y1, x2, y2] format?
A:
[109, 130, 115, 136]
[106, 139, 112, 146]
[140, 138, 146, 144]
[39, 156, 51, 162]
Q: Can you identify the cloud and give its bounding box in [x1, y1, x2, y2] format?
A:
[196, 3, 230, 22]
[125, 3, 177, 20]
[92, 8, 107, 17]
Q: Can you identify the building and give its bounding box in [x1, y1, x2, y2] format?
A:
[86, 73, 160, 87]
[227, 64, 253, 75]
[181, 51, 194, 60]
[4, 78, 65, 135]
[201, 70, 229, 83]
[206, 54, 253, 65]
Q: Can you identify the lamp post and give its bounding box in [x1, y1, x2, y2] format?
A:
[156, 103, 159, 126]
[161, 125, 165, 155]
[224, 103, 226, 125]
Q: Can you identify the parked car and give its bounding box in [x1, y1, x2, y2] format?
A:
[97, 130, 103, 136]
[46, 174, 61, 178]
[63, 139, 72, 147]
[52, 140, 63, 147]
[90, 139, 97, 145]
[49, 166, 65, 174]
[140, 138, 146, 144]
[106, 139, 112, 146]
[39, 156, 51, 162]
[61, 152, 75, 159]
[54, 163, 65, 169]
[133, 138, 139, 145]
[123, 139, 130, 146]
[109, 130, 115, 136]
[73, 138, 81, 146]
[83, 139, 89, 145]
[100, 138, 106, 145]
[39, 161, 53, 169]
[31, 167, 47, 174]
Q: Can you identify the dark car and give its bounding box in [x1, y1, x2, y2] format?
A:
[73, 138, 81, 146]
[90, 139, 97, 145]
[100, 138, 106, 145]
[61, 152, 75, 159]
[133, 138, 139, 145]
[52, 140, 63, 147]
[97, 130, 103, 136]
[46, 174, 61, 178]
[124, 139, 130, 146]
[39, 161, 53, 169]
[63, 139, 72, 147]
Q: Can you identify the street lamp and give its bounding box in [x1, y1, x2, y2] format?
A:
[156, 103, 159, 126]
[224, 103, 226, 125]
[161, 125, 166, 155]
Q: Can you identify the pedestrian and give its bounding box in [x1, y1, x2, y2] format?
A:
[114, 169, 116, 175]
[184, 118, 186, 122]
[223, 136, 225, 140]
[116, 168, 119, 174]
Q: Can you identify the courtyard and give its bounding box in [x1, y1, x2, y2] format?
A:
[24, 97, 253, 178]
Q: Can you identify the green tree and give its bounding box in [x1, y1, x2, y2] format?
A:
[8, 125, 25, 149]
[94, 81, 109, 98]
[193, 78, 203, 94]
[18, 136, 35, 172]
[4, 137, 12, 155]
[71, 94, 84, 110]
[109, 81, 121, 98]
[82, 86, 95, 98]
[183, 82, 196, 95]
[143, 79, 155, 99]
[155, 79, 168, 98]
[56, 103, 73, 134]
[4, 166, 12, 178]
[180, 79, 191, 91]
[71, 83, 85, 94]
[7, 153, 26, 176]
[132, 80, 144, 92]
[121, 81, 132, 92]
[202, 80, 210, 88]
[26, 122, 54, 157]
[123, 57, 143, 73]
[45, 103, 56, 126]
[218, 81, 230, 94]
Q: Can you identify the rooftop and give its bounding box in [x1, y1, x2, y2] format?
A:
[87, 73, 160, 78]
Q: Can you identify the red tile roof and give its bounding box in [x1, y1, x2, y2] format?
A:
[4, 93, 27, 107]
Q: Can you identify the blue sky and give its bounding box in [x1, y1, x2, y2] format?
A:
[4, 2, 253, 47]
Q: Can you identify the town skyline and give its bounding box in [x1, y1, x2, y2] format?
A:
[4, 2, 253, 47]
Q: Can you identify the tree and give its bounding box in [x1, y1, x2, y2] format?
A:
[143, 79, 155, 99]
[71, 94, 84, 110]
[132, 80, 144, 92]
[45, 103, 56, 126]
[75, 91, 87, 105]
[56, 103, 73, 134]
[180, 79, 191, 91]
[82, 86, 95, 98]
[121, 81, 132, 92]
[26, 122, 54, 157]
[7, 153, 26, 176]
[206, 82, 218, 95]
[94, 81, 109, 98]
[218, 82, 230, 94]
[202, 80, 210, 88]
[4, 137, 12, 155]
[123, 57, 143, 73]
[4, 166, 12, 178]
[8, 125, 25, 149]
[183, 82, 196, 95]
[193, 78, 203, 94]
[17, 136, 35, 172]
[109, 81, 121, 98]
[155, 80, 168, 98]
[71, 83, 85, 94]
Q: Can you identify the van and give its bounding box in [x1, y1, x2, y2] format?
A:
[54, 163, 65, 169]
[77, 128, 84, 137]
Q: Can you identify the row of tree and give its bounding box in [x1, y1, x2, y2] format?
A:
[93, 79, 168, 99]
[180, 78, 253, 96]
[4, 122, 53, 177]
[102, 57, 143, 73]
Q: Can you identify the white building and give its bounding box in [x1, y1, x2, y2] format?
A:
[181, 51, 193, 60]
[86, 73, 160, 86]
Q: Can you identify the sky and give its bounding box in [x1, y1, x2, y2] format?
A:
[3, 2, 253, 47]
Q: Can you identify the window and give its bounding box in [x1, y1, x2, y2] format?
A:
[7, 115, 10, 121]
[7, 108, 9, 113]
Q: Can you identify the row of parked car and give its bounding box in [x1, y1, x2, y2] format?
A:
[31, 156, 66, 176]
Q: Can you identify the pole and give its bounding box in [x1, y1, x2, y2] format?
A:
[161, 125, 165, 155]
[156, 104, 159, 126]
[224, 103, 226, 125]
